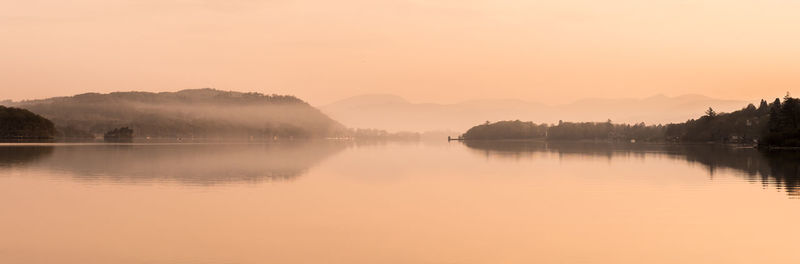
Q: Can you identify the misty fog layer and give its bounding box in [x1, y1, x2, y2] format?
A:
[322, 94, 750, 132]
[12, 89, 345, 139]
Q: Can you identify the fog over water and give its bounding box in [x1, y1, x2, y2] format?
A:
[10, 89, 345, 138]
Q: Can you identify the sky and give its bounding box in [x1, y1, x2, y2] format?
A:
[1, 0, 799, 105]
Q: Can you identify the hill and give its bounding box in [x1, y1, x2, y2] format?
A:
[0, 106, 56, 140]
[8, 89, 345, 139]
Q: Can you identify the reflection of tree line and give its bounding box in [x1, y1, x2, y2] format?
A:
[0, 146, 55, 167]
[0, 142, 345, 185]
[463, 141, 800, 196]
[670, 145, 800, 195]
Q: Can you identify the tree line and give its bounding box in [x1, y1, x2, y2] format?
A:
[462, 95, 800, 147]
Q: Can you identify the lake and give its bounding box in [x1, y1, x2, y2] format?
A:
[1, 141, 799, 264]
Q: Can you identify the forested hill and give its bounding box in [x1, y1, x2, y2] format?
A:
[9, 89, 346, 139]
[0, 106, 56, 139]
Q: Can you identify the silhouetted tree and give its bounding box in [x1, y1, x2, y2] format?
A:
[758, 99, 769, 112]
[705, 107, 717, 118]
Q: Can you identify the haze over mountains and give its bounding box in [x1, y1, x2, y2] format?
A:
[2, 88, 761, 138]
[7, 89, 345, 139]
[321, 94, 752, 132]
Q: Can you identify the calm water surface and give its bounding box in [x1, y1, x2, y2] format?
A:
[1, 141, 800, 264]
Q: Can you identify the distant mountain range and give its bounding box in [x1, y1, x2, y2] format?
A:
[7, 89, 345, 139]
[321, 94, 754, 132]
[2, 89, 762, 137]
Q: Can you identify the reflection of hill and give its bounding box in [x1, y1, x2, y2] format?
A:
[0, 142, 345, 185]
[0, 145, 54, 167]
[463, 141, 800, 196]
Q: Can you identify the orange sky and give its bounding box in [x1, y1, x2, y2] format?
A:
[2, 0, 799, 104]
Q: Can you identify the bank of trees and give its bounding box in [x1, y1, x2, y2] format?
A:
[762, 96, 800, 146]
[462, 120, 547, 140]
[664, 102, 769, 143]
[666, 95, 800, 146]
[547, 120, 664, 141]
[462, 120, 664, 141]
[462, 95, 800, 146]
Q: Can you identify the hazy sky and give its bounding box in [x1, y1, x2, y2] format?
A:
[2, 0, 799, 104]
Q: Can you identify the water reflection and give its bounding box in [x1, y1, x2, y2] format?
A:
[463, 140, 800, 196]
[0, 142, 345, 185]
[0, 145, 54, 167]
